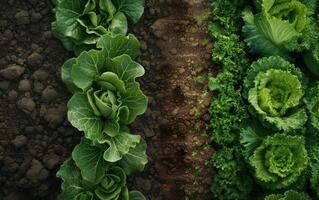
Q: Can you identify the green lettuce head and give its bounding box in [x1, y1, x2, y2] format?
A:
[250, 134, 308, 189]
[52, 0, 145, 55]
[244, 56, 307, 132]
[62, 34, 147, 141]
[243, 0, 318, 58]
[264, 190, 311, 200]
[57, 159, 146, 200]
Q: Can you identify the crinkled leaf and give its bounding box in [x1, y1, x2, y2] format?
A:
[96, 34, 140, 59]
[112, 0, 145, 23]
[72, 138, 109, 183]
[119, 139, 148, 175]
[99, 132, 141, 162]
[61, 58, 79, 93]
[129, 191, 146, 200]
[109, 11, 128, 35]
[264, 190, 311, 200]
[71, 50, 105, 91]
[67, 93, 104, 141]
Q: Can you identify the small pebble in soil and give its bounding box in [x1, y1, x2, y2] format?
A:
[11, 135, 27, 148]
[17, 97, 36, 112]
[0, 64, 25, 80]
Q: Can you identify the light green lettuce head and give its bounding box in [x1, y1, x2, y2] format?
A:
[250, 134, 308, 189]
[264, 190, 311, 200]
[244, 56, 307, 132]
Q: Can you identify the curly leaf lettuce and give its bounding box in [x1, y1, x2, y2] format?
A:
[244, 56, 307, 132]
[242, 0, 317, 57]
[264, 190, 311, 200]
[52, 0, 144, 55]
[250, 134, 308, 189]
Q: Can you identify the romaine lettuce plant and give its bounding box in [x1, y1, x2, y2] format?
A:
[62, 34, 147, 143]
[249, 134, 308, 189]
[242, 0, 317, 58]
[52, 0, 145, 55]
[244, 56, 307, 132]
[264, 190, 311, 200]
[57, 159, 146, 200]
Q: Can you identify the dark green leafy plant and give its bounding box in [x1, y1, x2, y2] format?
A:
[57, 159, 146, 200]
[244, 56, 307, 132]
[304, 82, 319, 131]
[62, 34, 147, 143]
[248, 134, 308, 189]
[52, 0, 145, 54]
[242, 0, 317, 57]
[264, 190, 311, 200]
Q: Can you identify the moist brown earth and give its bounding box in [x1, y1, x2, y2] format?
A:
[0, 0, 213, 199]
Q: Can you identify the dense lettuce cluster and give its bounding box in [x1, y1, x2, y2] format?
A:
[209, 0, 319, 199]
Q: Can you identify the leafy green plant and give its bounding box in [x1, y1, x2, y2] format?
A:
[247, 133, 308, 189]
[304, 42, 319, 77]
[244, 56, 307, 132]
[264, 190, 311, 200]
[52, 0, 145, 55]
[62, 34, 147, 146]
[57, 159, 146, 200]
[242, 0, 318, 58]
[304, 82, 319, 131]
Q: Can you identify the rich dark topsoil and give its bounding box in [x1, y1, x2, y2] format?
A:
[0, 0, 213, 199]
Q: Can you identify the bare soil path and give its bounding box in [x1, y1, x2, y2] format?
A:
[130, 1, 213, 199]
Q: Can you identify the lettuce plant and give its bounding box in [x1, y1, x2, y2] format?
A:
[57, 159, 146, 200]
[52, 0, 144, 54]
[304, 43, 319, 77]
[249, 134, 308, 189]
[304, 82, 319, 131]
[264, 190, 311, 200]
[242, 0, 317, 57]
[244, 56, 307, 132]
[62, 34, 147, 144]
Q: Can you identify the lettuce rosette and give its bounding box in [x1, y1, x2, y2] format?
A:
[242, 0, 318, 58]
[52, 0, 144, 55]
[61, 34, 147, 162]
[244, 56, 307, 132]
[57, 159, 146, 200]
[241, 132, 308, 190]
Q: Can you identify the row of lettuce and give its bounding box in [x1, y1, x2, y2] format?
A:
[209, 0, 319, 199]
[51, 0, 148, 199]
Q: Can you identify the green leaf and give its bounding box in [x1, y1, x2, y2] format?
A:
[67, 93, 104, 141]
[109, 11, 128, 35]
[129, 191, 146, 200]
[99, 132, 141, 162]
[96, 34, 140, 59]
[112, 0, 145, 23]
[72, 138, 109, 183]
[71, 50, 105, 91]
[264, 190, 311, 200]
[61, 58, 79, 93]
[57, 159, 85, 200]
[119, 139, 148, 175]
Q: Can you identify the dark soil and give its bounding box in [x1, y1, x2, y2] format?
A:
[0, 0, 214, 199]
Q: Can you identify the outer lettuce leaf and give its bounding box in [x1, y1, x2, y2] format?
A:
[119, 139, 148, 175]
[264, 190, 311, 200]
[303, 40, 319, 78]
[112, 0, 145, 23]
[304, 82, 319, 131]
[243, 56, 307, 132]
[129, 191, 146, 200]
[250, 134, 308, 190]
